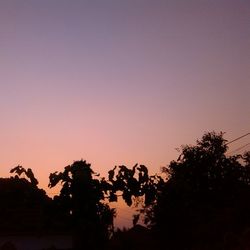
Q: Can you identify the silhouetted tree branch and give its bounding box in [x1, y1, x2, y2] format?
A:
[10, 165, 38, 186]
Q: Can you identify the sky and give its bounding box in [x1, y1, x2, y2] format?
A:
[0, 0, 249, 227]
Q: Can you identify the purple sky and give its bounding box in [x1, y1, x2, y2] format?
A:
[0, 0, 249, 226]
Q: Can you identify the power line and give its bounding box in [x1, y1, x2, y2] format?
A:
[228, 142, 250, 155]
[226, 133, 250, 145]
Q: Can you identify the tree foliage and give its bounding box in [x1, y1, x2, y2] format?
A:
[107, 164, 164, 207]
[10, 165, 39, 186]
[48, 160, 116, 249]
[4, 131, 250, 249]
[0, 166, 50, 233]
[147, 132, 250, 249]
[48, 160, 164, 248]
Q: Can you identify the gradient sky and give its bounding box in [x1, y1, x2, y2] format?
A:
[0, 0, 249, 226]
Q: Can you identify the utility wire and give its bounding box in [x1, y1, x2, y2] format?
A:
[228, 142, 250, 155]
[226, 133, 250, 145]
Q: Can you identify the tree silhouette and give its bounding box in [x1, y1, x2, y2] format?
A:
[48, 160, 116, 250]
[0, 166, 50, 234]
[146, 132, 250, 249]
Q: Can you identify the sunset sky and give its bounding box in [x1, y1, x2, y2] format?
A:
[0, 0, 249, 226]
